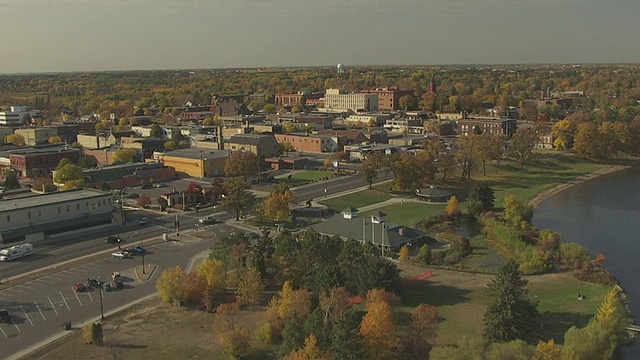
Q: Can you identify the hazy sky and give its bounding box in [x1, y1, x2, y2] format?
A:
[1, 0, 638, 73]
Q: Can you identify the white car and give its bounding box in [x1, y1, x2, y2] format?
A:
[111, 251, 130, 259]
[198, 216, 215, 224]
[138, 217, 149, 225]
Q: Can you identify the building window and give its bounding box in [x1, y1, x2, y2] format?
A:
[58, 206, 61, 213]
[77, 204, 80, 210]
[28, 211, 31, 219]
[6, 215, 9, 222]
[38, 210, 41, 217]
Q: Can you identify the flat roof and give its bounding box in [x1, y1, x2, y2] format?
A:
[0, 188, 111, 213]
[159, 148, 230, 160]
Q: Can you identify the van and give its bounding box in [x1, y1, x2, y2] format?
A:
[0, 243, 33, 262]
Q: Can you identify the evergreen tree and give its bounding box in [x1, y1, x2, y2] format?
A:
[279, 314, 305, 358]
[331, 309, 365, 360]
[467, 182, 495, 216]
[3, 171, 19, 189]
[483, 260, 539, 342]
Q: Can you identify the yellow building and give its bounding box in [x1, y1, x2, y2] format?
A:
[155, 148, 230, 178]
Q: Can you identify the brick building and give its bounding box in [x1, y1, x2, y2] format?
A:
[274, 133, 341, 153]
[10, 148, 81, 178]
[360, 87, 414, 111]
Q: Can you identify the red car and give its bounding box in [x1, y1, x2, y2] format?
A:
[73, 283, 87, 292]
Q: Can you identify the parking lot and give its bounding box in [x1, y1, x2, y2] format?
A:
[0, 255, 145, 340]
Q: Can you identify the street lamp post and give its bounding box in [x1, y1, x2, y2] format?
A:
[195, 223, 199, 237]
[141, 236, 145, 274]
[99, 287, 104, 320]
[120, 186, 130, 225]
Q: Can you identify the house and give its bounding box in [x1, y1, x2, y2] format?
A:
[214, 103, 251, 117]
[311, 207, 425, 251]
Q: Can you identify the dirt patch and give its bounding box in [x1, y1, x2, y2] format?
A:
[22, 297, 265, 360]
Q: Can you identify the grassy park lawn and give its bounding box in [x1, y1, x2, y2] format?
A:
[361, 202, 446, 227]
[398, 264, 612, 347]
[321, 189, 391, 211]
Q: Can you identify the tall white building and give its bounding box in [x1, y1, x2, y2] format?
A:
[337, 63, 344, 74]
[0, 106, 41, 127]
[322, 89, 378, 113]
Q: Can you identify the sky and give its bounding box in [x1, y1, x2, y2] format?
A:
[0, 0, 639, 74]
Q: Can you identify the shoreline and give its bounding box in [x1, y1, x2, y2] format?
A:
[529, 164, 633, 208]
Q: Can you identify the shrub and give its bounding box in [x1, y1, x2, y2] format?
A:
[573, 269, 615, 284]
[82, 322, 103, 345]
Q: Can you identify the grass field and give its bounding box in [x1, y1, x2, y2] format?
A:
[361, 202, 446, 227]
[321, 189, 392, 211]
[398, 264, 613, 347]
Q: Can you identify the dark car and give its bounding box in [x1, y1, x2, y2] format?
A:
[0, 309, 10, 323]
[85, 277, 102, 288]
[73, 283, 87, 292]
[113, 279, 124, 290]
[127, 193, 140, 199]
[102, 282, 113, 292]
[127, 246, 146, 255]
[140, 183, 153, 189]
[105, 235, 122, 244]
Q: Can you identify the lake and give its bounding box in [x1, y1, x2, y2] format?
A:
[532, 166, 640, 357]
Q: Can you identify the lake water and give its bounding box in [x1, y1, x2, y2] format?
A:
[532, 166, 640, 357]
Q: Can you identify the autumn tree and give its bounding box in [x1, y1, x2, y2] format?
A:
[573, 121, 602, 159]
[445, 195, 459, 218]
[183, 271, 206, 305]
[197, 258, 226, 310]
[359, 152, 382, 189]
[136, 194, 151, 208]
[6, 133, 25, 145]
[155, 266, 186, 306]
[455, 134, 479, 180]
[503, 194, 533, 227]
[221, 178, 256, 220]
[507, 126, 538, 168]
[82, 322, 103, 346]
[592, 286, 630, 353]
[112, 148, 137, 163]
[398, 245, 409, 262]
[533, 339, 561, 360]
[284, 334, 332, 360]
[212, 302, 250, 359]
[360, 299, 397, 360]
[476, 134, 505, 175]
[262, 184, 296, 222]
[483, 260, 539, 342]
[236, 267, 264, 307]
[551, 119, 574, 150]
[224, 151, 259, 181]
[402, 304, 439, 357]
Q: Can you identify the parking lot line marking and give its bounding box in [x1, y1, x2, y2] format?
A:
[73, 288, 82, 306]
[0, 325, 7, 338]
[34, 301, 46, 321]
[47, 296, 59, 316]
[87, 291, 93, 303]
[11, 317, 20, 333]
[21, 306, 33, 326]
[59, 291, 70, 311]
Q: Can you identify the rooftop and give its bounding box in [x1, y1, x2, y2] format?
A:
[159, 148, 230, 160]
[0, 188, 111, 213]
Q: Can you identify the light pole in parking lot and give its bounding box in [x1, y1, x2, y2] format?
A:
[99, 288, 104, 320]
[141, 235, 146, 275]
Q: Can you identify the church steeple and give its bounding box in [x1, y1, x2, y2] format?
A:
[428, 76, 437, 94]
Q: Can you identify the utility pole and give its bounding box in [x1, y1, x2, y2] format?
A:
[99, 288, 104, 320]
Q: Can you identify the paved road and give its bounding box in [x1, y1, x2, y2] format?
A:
[292, 171, 393, 202]
[0, 223, 239, 360]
